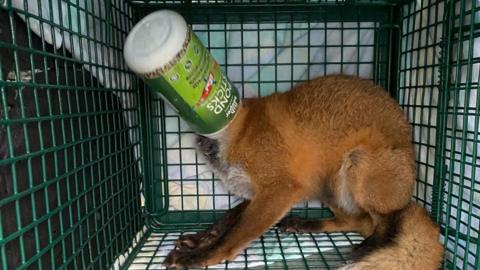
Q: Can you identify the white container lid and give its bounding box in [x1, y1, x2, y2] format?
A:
[123, 10, 188, 75]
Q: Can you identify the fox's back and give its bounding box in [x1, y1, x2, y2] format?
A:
[279, 75, 411, 147]
[237, 75, 414, 185]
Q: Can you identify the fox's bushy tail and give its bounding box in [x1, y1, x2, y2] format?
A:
[339, 202, 444, 270]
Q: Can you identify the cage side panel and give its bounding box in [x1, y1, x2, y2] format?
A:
[0, 1, 143, 269]
[401, 0, 480, 269]
[437, 0, 480, 269]
[398, 0, 445, 210]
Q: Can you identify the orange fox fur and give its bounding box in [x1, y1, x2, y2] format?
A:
[163, 75, 444, 269]
[338, 202, 444, 269]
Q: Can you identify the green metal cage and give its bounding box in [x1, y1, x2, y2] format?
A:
[0, 0, 478, 269]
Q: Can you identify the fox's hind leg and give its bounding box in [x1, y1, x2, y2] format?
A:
[345, 147, 415, 216]
[280, 146, 415, 241]
[341, 146, 415, 258]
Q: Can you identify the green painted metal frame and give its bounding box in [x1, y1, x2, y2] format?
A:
[1, 0, 479, 269]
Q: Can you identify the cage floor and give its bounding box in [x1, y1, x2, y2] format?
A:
[127, 229, 363, 269]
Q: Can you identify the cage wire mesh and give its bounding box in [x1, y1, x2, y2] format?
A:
[127, 231, 362, 269]
[0, 0, 143, 269]
[399, 0, 480, 269]
[0, 0, 479, 269]
[398, 0, 445, 210]
[438, 0, 480, 269]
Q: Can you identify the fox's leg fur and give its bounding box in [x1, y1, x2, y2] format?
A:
[345, 146, 415, 213]
[175, 200, 250, 250]
[164, 178, 303, 268]
[345, 146, 415, 257]
[279, 145, 415, 262]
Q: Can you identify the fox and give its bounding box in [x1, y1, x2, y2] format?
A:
[163, 75, 444, 269]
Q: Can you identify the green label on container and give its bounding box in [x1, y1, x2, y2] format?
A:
[144, 30, 240, 135]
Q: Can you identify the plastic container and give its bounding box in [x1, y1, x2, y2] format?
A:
[124, 10, 240, 136]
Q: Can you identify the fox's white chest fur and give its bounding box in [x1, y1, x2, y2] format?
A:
[196, 135, 255, 199]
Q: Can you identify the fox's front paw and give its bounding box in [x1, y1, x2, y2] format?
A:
[175, 230, 221, 250]
[175, 233, 205, 250]
[163, 249, 200, 269]
[163, 248, 224, 269]
[277, 216, 308, 233]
